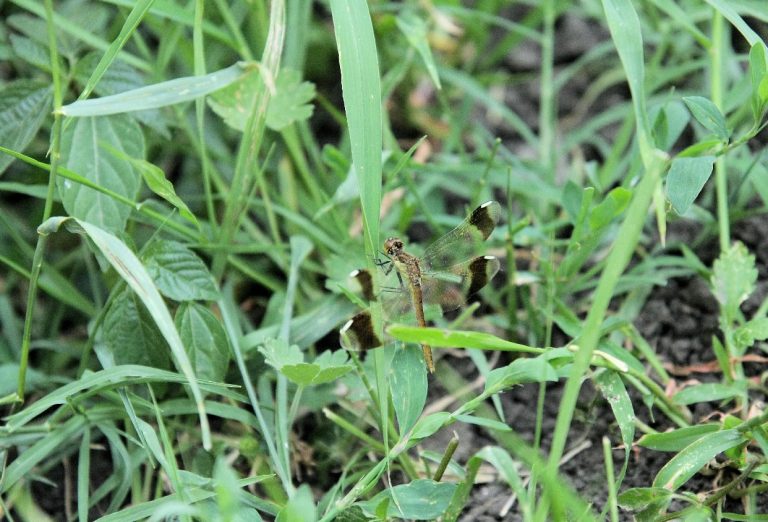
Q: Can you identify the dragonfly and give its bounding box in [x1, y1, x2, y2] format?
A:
[339, 201, 502, 373]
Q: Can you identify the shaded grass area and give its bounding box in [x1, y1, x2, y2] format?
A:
[1, 0, 768, 520]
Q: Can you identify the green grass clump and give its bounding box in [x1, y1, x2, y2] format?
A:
[1, 0, 768, 520]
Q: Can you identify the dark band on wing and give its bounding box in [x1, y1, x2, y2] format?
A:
[469, 201, 501, 240]
[350, 268, 375, 302]
[340, 311, 382, 351]
[467, 256, 500, 296]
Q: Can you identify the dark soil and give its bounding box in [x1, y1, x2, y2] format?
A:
[449, 214, 768, 520]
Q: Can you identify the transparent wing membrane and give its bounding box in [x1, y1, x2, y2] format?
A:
[422, 201, 501, 271]
[339, 201, 502, 356]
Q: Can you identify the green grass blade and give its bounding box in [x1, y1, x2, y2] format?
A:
[2, 416, 87, 493]
[601, 0, 652, 157]
[704, 0, 761, 45]
[77, 424, 91, 522]
[329, 0, 382, 258]
[75, 0, 155, 104]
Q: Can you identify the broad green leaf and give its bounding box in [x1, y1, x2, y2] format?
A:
[672, 382, 745, 406]
[396, 13, 441, 89]
[61, 62, 250, 116]
[175, 302, 230, 383]
[589, 187, 631, 230]
[484, 357, 558, 396]
[59, 115, 144, 233]
[144, 241, 219, 301]
[38, 217, 211, 449]
[276, 484, 316, 522]
[638, 424, 721, 452]
[103, 287, 171, 369]
[711, 242, 757, 322]
[391, 347, 427, 434]
[652, 429, 748, 490]
[0, 80, 52, 175]
[358, 479, 456, 520]
[665, 156, 715, 214]
[259, 339, 353, 386]
[683, 96, 729, 140]
[209, 68, 315, 131]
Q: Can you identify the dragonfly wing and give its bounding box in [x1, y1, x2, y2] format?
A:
[340, 311, 383, 351]
[422, 255, 501, 312]
[380, 285, 415, 321]
[422, 201, 501, 270]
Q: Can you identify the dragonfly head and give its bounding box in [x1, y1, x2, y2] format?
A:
[384, 237, 404, 256]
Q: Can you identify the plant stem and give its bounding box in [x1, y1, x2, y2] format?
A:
[17, 0, 64, 403]
[711, 10, 729, 252]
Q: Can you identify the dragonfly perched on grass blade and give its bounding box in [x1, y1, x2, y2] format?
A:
[340, 201, 502, 373]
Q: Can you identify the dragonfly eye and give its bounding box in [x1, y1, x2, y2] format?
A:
[384, 237, 403, 256]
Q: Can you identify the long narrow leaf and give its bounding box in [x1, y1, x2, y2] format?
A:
[60, 63, 250, 116]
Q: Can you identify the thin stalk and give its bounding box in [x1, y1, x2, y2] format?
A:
[17, 0, 64, 402]
[711, 11, 729, 251]
[432, 432, 459, 482]
[539, 0, 556, 187]
[194, 0, 217, 231]
[213, 0, 255, 61]
[602, 437, 619, 522]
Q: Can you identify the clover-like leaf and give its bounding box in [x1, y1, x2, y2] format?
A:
[209, 67, 315, 132]
[259, 339, 353, 386]
[266, 69, 315, 130]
